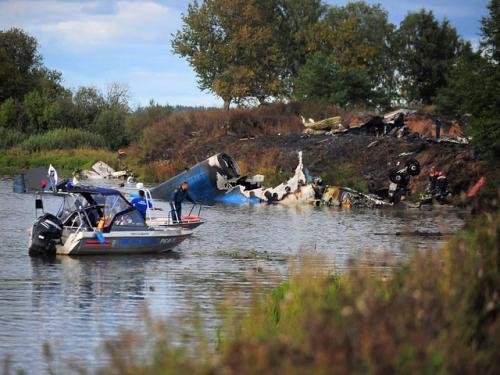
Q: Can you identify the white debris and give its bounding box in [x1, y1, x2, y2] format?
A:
[383, 109, 416, 124]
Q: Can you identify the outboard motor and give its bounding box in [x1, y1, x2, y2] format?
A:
[29, 213, 63, 257]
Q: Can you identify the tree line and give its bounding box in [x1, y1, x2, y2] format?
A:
[173, 0, 466, 108]
[0, 28, 191, 151]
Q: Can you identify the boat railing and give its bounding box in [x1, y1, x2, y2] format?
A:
[142, 188, 202, 225]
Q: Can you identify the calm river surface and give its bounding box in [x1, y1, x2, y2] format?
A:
[0, 178, 467, 373]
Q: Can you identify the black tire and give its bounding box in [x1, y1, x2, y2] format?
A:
[389, 169, 404, 184]
[406, 159, 421, 176]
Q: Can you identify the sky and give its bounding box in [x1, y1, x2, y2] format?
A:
[0, 0, 491, 108]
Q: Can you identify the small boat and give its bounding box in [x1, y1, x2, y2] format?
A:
[29, 186, 192, 257]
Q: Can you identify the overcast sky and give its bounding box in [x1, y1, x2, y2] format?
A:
[0, 0, 490, 108]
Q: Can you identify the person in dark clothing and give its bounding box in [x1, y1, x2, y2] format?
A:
[170, 182, 195, 223]
[130, 190, 153, 219]
[435, 118, 442, 139]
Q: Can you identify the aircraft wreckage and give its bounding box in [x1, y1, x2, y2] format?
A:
[150, 152, 390, 208]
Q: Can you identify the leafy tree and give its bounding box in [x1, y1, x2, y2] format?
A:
[22, 89, 49, 134]
[294, 52, 378, 107]
[436, 49, 490, 118]
[0, 98, 20, 129]
[323, 2, 395, 88]
[437, 1, 500, 163]
[73, 86, 106, 130]
[480, 0, 500, 61]
[275, 0, 326, 80]
[395, 10, 462, 104]
[93, 108, 128, 150]
[172, 0, 286, 108]
[0, 28, 42, 102]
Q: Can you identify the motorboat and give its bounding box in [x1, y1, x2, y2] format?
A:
[29, 186, 192, 257]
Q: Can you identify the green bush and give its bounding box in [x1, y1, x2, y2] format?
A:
[19, 128, 106, 152]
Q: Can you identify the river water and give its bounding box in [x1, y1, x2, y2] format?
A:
[0, 178, 467, 373]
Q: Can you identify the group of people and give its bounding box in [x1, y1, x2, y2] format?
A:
[130, 181, 195, 223]
[428, 166, 448, 198]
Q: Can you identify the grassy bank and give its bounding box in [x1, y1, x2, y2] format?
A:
[92, 213, 499, 375]
[0, 148, 117, 176]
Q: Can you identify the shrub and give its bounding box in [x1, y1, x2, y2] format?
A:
[141, 103, 304, 161]
[19, 128, 106, 152]
[0, 127, 25, 150]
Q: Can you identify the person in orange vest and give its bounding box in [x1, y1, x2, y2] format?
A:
[428, 166, 448, 197]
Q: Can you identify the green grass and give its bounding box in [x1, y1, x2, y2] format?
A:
[19, 128, 106, 152]
[90, 213, 499, 375]
[0, 148, 117, 176]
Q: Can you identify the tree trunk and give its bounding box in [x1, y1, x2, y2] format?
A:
[223, 98, 231, 111]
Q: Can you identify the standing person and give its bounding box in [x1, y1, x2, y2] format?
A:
[435, 117, 442, 139]
[170, 182, 195, 223]
[130, 190, 152, 220]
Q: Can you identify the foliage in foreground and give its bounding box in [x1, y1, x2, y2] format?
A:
[96, 213, 499, 375]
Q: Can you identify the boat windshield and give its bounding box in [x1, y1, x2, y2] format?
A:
[58, 192, 136, 229]
[59, 194, 93, 223]
[102, 194, 130, 219]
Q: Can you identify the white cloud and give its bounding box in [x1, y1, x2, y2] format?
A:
[0, 0, 181, 50]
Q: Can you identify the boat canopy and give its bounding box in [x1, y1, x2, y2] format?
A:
[57, 186, 145, 231]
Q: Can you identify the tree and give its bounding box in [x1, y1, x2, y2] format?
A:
[93, 108, 128, 150]
[105, 81, 130, 111]
[73, 86, 105, 130]
[293, 52, 379, 107]
[172, 0, 286, 108]
[275, 0, 326, 80]
[395, 10, 462, 104]
[324, 2, 395, 88]
[480, 0, 500, 61]
[436, 48, 490, 118]
[0, 28, 42, 102]
[0, 98, 20, 129]
[436, 1, 500, 163]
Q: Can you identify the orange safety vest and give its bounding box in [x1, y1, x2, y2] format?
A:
[429, 170, 444, 178]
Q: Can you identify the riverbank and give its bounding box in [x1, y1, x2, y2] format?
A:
[92, 212, 498, 374]
[0, 148, 117, 177]
[0, 103, 491, 202]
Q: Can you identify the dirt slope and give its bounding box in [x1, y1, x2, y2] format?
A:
[190, 133, 486, 196]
